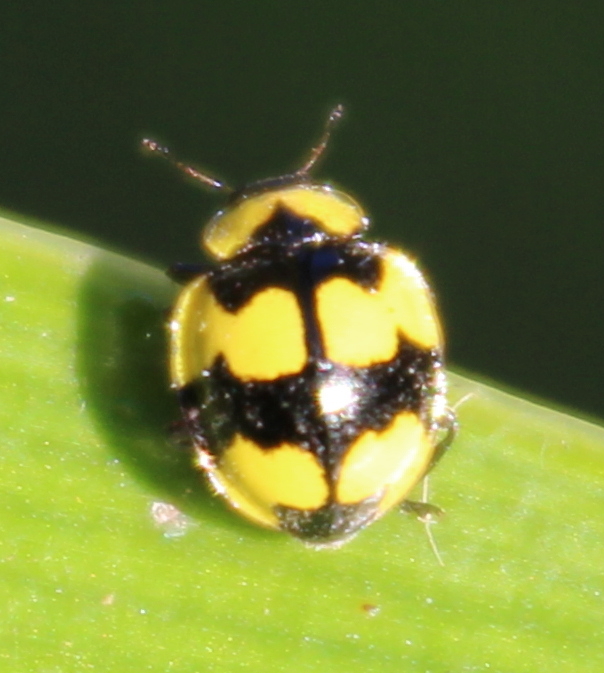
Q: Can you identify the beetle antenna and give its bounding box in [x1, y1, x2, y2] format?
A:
[295, 104, 345, 176]
[141, 138, 233, 193]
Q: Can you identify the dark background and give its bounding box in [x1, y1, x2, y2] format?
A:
[2, 3, 603, 420]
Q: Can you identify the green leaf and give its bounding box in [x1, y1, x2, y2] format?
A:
[1, 212, 603, 673]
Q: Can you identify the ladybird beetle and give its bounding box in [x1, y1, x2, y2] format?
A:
[143, 106, 456, 547]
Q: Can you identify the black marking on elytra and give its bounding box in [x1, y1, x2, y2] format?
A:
[275, 495, 383, 543]
[207, 207, 381, 361]
[179, 338, 442, 479]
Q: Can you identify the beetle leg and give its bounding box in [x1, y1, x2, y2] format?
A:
[428, 407, 458, 471]
[168, 418, 193, 448]
[167, 262, 212, 285]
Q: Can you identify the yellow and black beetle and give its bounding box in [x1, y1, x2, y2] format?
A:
[143, 106, 456, 547]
